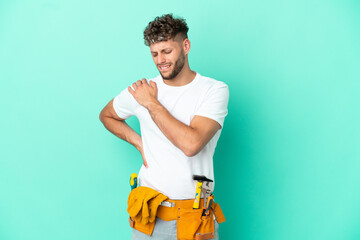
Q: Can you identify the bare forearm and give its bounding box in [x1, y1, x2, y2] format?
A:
[101, 117, 142, 150]
[147, 100, 198, 156]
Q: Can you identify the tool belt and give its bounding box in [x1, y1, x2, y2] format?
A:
[128, 188, 226, 240]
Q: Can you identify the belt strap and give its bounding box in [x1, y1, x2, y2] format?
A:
[157, 198, 207, 221]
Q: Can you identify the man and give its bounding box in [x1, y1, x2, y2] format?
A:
[99, 13, 229, 239]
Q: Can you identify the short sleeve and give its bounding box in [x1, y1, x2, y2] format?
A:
[194, 82, 229, 128]
[112, 87, 139, 119]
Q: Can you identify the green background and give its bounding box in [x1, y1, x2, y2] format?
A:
[1, 0, 359, 239]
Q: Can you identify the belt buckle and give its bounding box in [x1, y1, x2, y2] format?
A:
[160, 201, 175, 207]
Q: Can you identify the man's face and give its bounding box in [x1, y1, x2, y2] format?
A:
[150, 38, 186, 80]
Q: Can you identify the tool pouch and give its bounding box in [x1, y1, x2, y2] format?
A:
[195, 209, 215, 240]
[177, 208, 204, 239]
[177, 207, 222, 240]
[129, 216, 156, 236]
[192, 202, 226, 240]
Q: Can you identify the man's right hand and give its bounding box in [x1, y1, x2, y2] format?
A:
[99, 98, 148, 168]
[136, 144, 148, 168]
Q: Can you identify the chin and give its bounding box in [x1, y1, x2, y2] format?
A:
[162, 76, 172, 80]
[160, 71, 174, 80]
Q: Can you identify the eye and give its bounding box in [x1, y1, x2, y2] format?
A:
[152, 53, 157, 57]
[165, 50, 172, 54]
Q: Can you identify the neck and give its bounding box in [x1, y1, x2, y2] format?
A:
[163, 61, 196, 87]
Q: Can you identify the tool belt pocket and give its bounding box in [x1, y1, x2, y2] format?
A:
[129, 217, 156, 236]
[212, 202, 226, 224]
[177, 208, 204, 239]
[177, 208, 217, 240]
[196, 213, 215, 240]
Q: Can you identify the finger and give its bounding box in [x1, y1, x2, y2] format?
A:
[132, 82, 138, 90]
[128, 86, 135, 95]
[150, 80, 157, 89]
[141, 78, 148, 86]
[142, 153, 148, 168]
[136, 80, 142, 86]
[139, 148, 148, 168]
[143, 159, 148, 168]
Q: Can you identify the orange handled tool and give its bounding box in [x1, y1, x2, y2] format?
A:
[202, 194, 214, 217]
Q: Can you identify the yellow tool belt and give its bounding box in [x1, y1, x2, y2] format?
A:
[128, 191, 226, 240]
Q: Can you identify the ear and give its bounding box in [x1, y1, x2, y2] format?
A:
[183, 38, 191, 55]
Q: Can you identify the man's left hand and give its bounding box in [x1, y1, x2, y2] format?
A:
[128, 78, 158, 109]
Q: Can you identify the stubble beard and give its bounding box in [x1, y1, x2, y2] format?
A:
[160, 51, 185, 80]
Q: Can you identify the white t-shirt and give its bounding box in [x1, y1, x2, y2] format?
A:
[113, 72, 229, 199]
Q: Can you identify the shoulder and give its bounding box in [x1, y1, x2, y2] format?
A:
[197, 73, 229, 92]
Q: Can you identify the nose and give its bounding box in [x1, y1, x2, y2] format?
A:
[157, 53, 166, 64]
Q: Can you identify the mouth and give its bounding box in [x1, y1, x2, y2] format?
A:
[159, 64, 171, 72]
